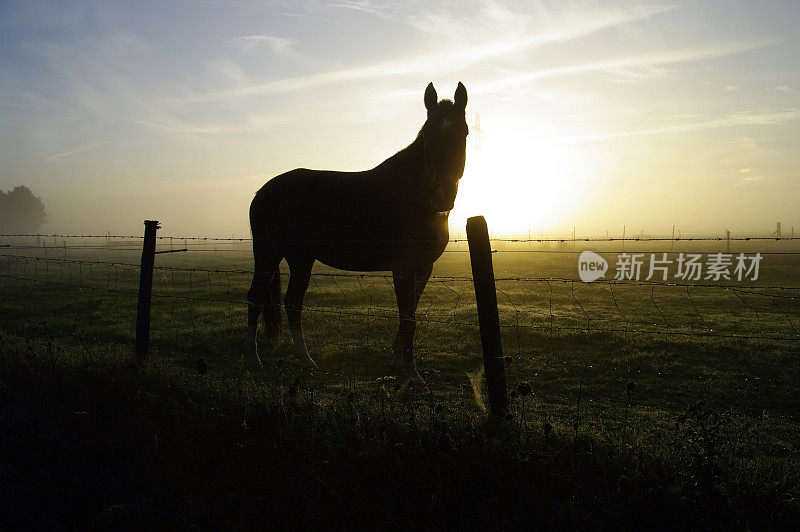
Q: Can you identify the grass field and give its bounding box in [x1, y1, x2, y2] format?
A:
[1, 238, 799, 528]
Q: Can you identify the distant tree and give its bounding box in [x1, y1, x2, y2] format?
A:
[0, 186, 48, 234]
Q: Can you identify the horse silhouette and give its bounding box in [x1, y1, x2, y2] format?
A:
[247, 82, 468, 384]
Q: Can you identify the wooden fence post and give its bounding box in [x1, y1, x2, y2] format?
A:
[466, 216, 508, 417]
[136, 220, 159, 362]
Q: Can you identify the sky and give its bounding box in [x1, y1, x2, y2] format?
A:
[1, 0, 799, 237]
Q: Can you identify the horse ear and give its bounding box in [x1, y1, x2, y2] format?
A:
[424, 83, 438, 112]
[454, 82, 467, 111]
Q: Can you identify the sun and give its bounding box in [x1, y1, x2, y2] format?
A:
[449, 129, 589, 237]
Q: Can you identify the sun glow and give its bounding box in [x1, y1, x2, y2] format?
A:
[450, 129, 590, 237]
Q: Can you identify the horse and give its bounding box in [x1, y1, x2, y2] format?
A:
[246, 82, 468, 384]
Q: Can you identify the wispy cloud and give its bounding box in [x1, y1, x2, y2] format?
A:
[18, 33, 236, 139]
[235, 35, 299, 57]
[45, 141, 107, 161]
[183, 4, 674, 103]
[470, 38, 780, 94]
[563, 109, 800, 143]
[738, 173, 765, 185]
[735, 167, 765, 185]
[606, 64, 676, 82]
[378, 38, 778, 102]
[323, 1, 389, 16]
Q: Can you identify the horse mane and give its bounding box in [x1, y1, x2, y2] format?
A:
[375, 99, 457, 173]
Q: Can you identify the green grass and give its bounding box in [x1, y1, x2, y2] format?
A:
[1, 243, 799, 528]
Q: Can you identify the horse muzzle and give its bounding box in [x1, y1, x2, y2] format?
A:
[431, 184, 457, 213]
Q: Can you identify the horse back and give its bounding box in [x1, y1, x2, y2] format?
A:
[250, 167, 449, 271]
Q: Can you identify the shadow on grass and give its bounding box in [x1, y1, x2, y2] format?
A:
[1, 331, 798, 530]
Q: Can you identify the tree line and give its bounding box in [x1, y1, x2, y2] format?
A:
[0, 186, 48, 234]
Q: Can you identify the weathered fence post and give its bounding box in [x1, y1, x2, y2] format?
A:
[136, 220, 159, 362]
[466, 216, 508, 417]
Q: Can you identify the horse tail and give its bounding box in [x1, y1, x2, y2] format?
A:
[248, 188, 283, 338]
[262, 264, 282, 338]
[247, 246, 283, 339]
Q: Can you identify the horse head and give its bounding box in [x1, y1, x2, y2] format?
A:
[420, 82, 468, 213]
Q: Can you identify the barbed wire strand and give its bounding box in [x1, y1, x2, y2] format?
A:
[4, 232, 800, 243]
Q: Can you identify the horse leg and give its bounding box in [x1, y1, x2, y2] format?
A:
[391, 264, 433, 385]
[246, 251, 282, 369]
[284, 255, 318, 369]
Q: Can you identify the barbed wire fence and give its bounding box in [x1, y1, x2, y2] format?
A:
[2, 224, 799, 425]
